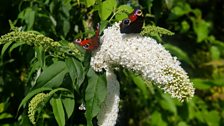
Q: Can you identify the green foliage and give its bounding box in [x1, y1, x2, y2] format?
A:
[0, 0, 224, 126]
[140, 25, 174, 37]
[85, 68, 107, 126]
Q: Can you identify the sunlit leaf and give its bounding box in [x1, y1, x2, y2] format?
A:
[203, 59, 224, 68]
[50, 97, 65, 126]
[204, 110, 220, 126]
[169, 2, 191, 20]
[115, 5, 133, 21]
[210, 46, 220, 60]
[192, 18, 211, 43]
[151, 111, 167, 126]
[85, 0, 96, 7]
[98, 0, 117, 20]
[191, 78, 212, 90]
[177, 121, 188, 126]
[181, 20, 190, 33]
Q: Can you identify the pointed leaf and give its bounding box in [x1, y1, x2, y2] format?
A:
[164, 44, 193, 66]
[50, 97, 65, 126]
[159, 94, 177, 115]
[130, 73, 149, 99]
[210, 46, 220, 60]
[1, 41, 13, 56]
[85, 0, 96, 7]
[85, 68, 107, 126]
[99, 0, 117, 20]
[191, 78, 212, 90]
[151, 111, 167, 126]
[204, 110, 220, 126]
[24, 8, 35, 30]
[65, 58, 85, 90]
[61, 93, 75, 119]
[36, 61, 68, 88]
[9, 42, 26, 54]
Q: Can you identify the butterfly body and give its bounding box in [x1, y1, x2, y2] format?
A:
[75, 24, 100, 51]
[120, 9, 144, 34]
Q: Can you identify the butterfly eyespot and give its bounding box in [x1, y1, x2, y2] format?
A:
[75, 39, 82, 43]
[123, 19, 131, 25]
[136, 10, 142, 16]
[83, 44, 90, 49]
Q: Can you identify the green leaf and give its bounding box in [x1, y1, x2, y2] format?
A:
[100, 20, 109, 34]
[85, 0, 96, 7]
[50, 97, 65, 126]
[191, 78, 212, 90]
[164, 44, 193, 66]
[115, 5, 133, 21]
[141, 25, 174, 37]
[165, 0, 174, 9]
[130, 73, 149, 99]
[99, 0, 117, 20]
[85, 68, 107, 126]
[36, 61, 68, 88]
[210, 46, 220, 60]
[61, 93, 75, 119]
[181, 20, 190, 33]
[18, 87, 52, 112]
[63, 20, 70, 37]
[204, 110, 220, 126]
[169, 2, 191, 20]
[115, 12, 128, 21]
[65, 58, 85, 90]
[0, 113, 13, 119]
[117, 5, 133, 13]
[192, 18, 211, 42]
[151, 111, 167, 126]
[9, 42, 26, 55]
[24, 8, 35, 30]
[177, 122, 188, 126]
[159, 94, 177, 115]
[1, 41, 13, 57]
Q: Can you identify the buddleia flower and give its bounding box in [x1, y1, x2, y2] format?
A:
[91, 22, 194, 102]
[97, 68, 120, 126]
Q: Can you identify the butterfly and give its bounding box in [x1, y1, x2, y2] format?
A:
[120, 9, 144, 34]
[74, 23, 100, 51]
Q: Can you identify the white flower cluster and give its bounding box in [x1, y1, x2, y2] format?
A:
[91, 22, 194, 101]
[97, 69, 120, 126]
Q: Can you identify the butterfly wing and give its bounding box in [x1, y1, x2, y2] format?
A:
[74, 23, 100, 51]
[120, 9, 144, 34]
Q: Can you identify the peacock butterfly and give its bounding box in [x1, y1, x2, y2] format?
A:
[120, 9, 144, 34]
[74, 23, 100, 51]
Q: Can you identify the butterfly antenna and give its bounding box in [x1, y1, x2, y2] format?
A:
[95, 23, 100, 36]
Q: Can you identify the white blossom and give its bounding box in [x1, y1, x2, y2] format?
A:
[91, 22, 194, 102]
[97, 68, 120, 126]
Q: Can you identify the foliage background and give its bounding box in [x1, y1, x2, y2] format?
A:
[0, 0, 224, 126]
